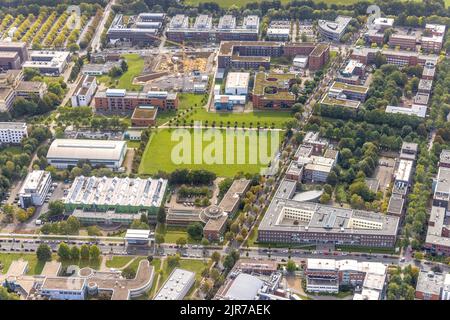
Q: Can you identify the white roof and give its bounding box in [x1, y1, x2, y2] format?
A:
[225, 72, 250, 89]
[125, 229, 151, 240]
[154, 268, 195, 300]
[307, 258, 336, 271]
[224, 273, 264, 300]
[394, 159, 413, 182]
[47, 139, 126, 162]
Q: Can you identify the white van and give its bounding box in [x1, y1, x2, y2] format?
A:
[35, 219, 42, 226]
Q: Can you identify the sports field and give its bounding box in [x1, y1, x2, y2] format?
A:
[138, 128, 282, 177]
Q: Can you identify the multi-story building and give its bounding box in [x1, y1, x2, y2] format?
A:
[71, 75, 97, 107]
[424, 206, 450, 256]
[385, 104, 427, 118]
[399, 142, 418, 161]
[305, 258, 387, 299]
[415, 271, 446, 300]
[217, 41, 329, 71]
[0, 121, 27, 144]
[40, 278, 87, 300]
[94, 89, 178, 112]
[372, 18, 394, 31]
[351, 47, 438, 68]
[18, 170, 52, 208]
[0, 41, 29, 70]
[266, 20, 291, 41]
[317, 16, 352, 41]
[439, 149, 450, 168]
[388, 34, 417, 50]
[421, 24, 446, 53]
[167, 15, 259, 42]
[107, 13, 165, 44]
[202, 179, 250, 241]
[258, 179, 400, 247]
[23, 51, 71, 76]
[252, 72, 297, 109]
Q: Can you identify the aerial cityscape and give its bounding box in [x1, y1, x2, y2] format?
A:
[1, 0, 450, 304]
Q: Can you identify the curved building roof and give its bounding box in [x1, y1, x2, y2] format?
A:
[292, 190, 323, 202]
[47, 139, 126, 161]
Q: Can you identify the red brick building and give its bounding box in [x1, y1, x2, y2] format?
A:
[94, 89, 178, 112]
[131, 106, 158, 127]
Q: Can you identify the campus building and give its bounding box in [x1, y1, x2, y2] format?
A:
[415, 271, 448, 300]
[317, 16, 352, 41]
[153, 268, 195, 300]
[71, 75, 98, 107]
[46, 139, 127, 169]
[252, 72, 297, 109]
[225, 72, 250, 95]
[217, 41, 329, 71]
[94, 89, 178, 112]
[305, 258, 387, 299]
[388, 34, 417, 50]
[131, 106, 158, 127]
[65, 176, 168, 224]
[167, 15, 259, 43]
[424, 206, 450, 256]
[351, 47, 439, 67]
[23, 51, 71, 76]
[0, 121, 27, 144]
[201, 179, 250, 241]
[0, 41, 29, 70]
[107, 13, 165, 44]
[18, 170, 52, 209]
[266, 20, 291, 41]
[0, 69, 47, 112]
[258, 179, 400, 247]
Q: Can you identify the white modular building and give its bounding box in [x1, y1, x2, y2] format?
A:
[46, 139, 127, 169]
[225, 72, 250, 95]
[18, 170, 52, 208]
[0, 122, 27, 144]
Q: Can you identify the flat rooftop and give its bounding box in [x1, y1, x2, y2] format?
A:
[131, 106, 158, 120]
[330, 81, 369, 94]
[320, 93, 361, 109]
[65, 176, 168, 209]
[253, 72, 297, 101]
[154, 268, 195, 300]
[219, 179, 250, 213]
[425, 206, 450, 248]
[0, 121, 26, 130]
[416, 271, 445, 296]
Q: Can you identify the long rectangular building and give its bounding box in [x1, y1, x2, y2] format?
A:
[166, 15, 259, 42]
[65, 176, 168, 217]
[258, 179, 400, 247]
[94, 89, 178, 112]
[107, 13, 165, 44]
[46, 139, 127, 169]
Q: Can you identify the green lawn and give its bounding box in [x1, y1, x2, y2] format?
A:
[178, 93, 208, 110]
[0, 253, 45, 275]
[105, 256, 135, 269]
[97, 54, 144, 91]
[126, 140, 141, 149]
[138, 128, 281, 177]
[156, 110, 177, 125]
[182, 108, 293, 129]
[155, 224, 201, 244]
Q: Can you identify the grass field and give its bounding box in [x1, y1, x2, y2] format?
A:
[183, 108, 293, 129]
[178, 93, 208, 109]
[138, 128, 281, 177]
[0, 253, 45, 275]
[155, 224, 201, 244]
[105, 256, 134, 269]
[97, 54, 144, 91]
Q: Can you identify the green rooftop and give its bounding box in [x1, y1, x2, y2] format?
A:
[331, 81, 369, 94]
[321, 93, 361, 109]
[253, 72, 297, 100]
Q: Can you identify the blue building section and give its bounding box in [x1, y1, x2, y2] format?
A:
[214, 95, 246, 110]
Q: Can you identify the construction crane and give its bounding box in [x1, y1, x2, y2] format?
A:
[146, 33, 194, 90]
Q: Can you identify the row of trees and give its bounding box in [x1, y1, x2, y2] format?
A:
[79, 8, 103, 49]
[36, 242, 101, 262]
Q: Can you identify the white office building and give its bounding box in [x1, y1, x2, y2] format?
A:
[23, 51, 70, 76]
[39, 277, 87, 300]
[154, 268, 195, 300]
[18, 170, 52, 208]
[225, 72, 250, 95]
[71, 75, 98, 107]
[0, 122, 27, 144]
